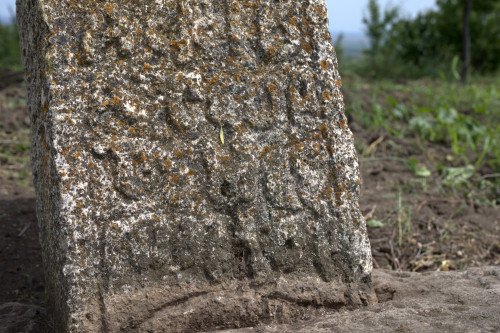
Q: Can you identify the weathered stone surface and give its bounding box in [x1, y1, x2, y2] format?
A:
[5, 267, 500, 333]
[17, 0, 374, 332]
[0, 303, 47, 333]
[217, 266, 500, 333]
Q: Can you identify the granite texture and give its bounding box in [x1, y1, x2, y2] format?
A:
[17, 1, 374, 332]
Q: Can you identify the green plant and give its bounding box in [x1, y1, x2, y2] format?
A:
[0, 13, 22, 70]
[390, 190, 412, 246]
[344, 74, 499, 205]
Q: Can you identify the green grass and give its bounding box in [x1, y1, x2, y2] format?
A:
[344, 75, 500, 206]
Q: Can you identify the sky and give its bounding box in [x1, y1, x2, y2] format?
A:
[1, 0, 436, 34]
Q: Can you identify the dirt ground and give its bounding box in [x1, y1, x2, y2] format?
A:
[0, 69, 499, 320]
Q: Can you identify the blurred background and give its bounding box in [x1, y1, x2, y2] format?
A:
[0, 0, 498, 307]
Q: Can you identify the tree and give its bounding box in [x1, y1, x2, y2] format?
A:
[362, 0, 500, 79]
[461, 0, 472, 84]
[362, 0, 399, 75]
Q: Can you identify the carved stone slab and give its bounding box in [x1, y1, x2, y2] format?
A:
[17, 0, 375, 331]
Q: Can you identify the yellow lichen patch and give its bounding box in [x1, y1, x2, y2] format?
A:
[161, 158, 172, 171]
[143, 63, 152, 72]
[318, 124, 328, 136]
[322, 91, 331, 102]
[259, 146, 273, 159]
[312, 142, 321, 154]
[266, 46, 278, 58]
[301, 42, 313, 53]
[243, 2, 260, 9]
[170, 39, 188, 52]
[320, 60, 329, 70]
[294, 142, 304, 152]
[170, 174, 180, 184]
[103, 3, 117, 15]
[267, 83, 277, 95]
[110, 95, 122, 106]
[338, 120, 347, 130]
[172, 194, 179, 203]
[174, 150, 183, 158]
[208, 76, 220, 87]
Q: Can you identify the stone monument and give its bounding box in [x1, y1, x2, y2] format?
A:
[17, 0, 376, 331]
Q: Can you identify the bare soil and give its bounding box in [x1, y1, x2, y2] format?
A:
[0, 70, 499, 331]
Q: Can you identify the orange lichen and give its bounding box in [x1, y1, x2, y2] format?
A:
[170, 175, 180, 183]
[104, 3, 116, 14]
[143, 63, 152, 72]
[110, 95, 122, 106]
[301, 42, 313, 53]
[266, 46, 277, 58]
[267, 83, 277, 94]
[312, 142, 321, 154]
[294, 142, 304, 152]
[260, 146, 273, 159]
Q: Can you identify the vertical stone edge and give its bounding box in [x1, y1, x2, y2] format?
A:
[323, 0, 374, 284]
[16, 1, 73, 332]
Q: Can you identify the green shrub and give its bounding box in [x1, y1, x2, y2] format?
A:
[0, 16, 22, 70]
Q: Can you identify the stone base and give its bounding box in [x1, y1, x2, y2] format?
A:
[5, 266, 500, 332]
[75, 278, 376, 332]
[219, 266, 500, 333]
